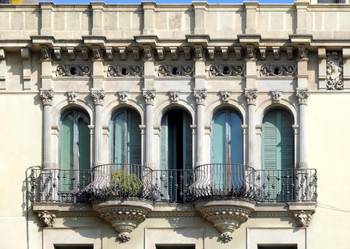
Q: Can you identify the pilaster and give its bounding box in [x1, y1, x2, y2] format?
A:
[92, 47, 104, 89]
[142, 1, 156, 35]
[193, 1, 207, 35]
[297, 46, 308, 89]
[244, 1, 258, 35]
[21, 47, 32, 90]
[245, 45, 257, 89]
[40, 2, 53, 36]
[91, 2, 105, 37]
[295, 0, 309, 35]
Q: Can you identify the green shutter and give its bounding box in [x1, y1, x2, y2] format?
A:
[183, 112, 192, 171]
[78, 117, 90, 187]
[127, 111, 141, 165]
[160, 114, 169, 171]
[60, 115, 74, 192]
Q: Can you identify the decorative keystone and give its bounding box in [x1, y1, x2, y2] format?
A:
[219, 91, 231, 103]
[38, 210, 56, 227]
[168, 91, 179, 103]
[118, 91, 129, 103]
[66, 91, 78, 104]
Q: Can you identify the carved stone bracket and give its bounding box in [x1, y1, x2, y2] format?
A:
[194, 89, 207, 105]
[168, 91, 179, 103]
[244, 89, 257, 105]
[219, 91, 231, 103]
[143, 90, 156, 105]
[118, 91, 129, 103]
[93, 200, 153, 243]
[326, 51, 343, 90]
[270, 90, 282, 103]
[90, 89, 105, 105]
[291, 210, 313, 227]
[39, 89, 54, 106]
[66, 91, 78, 104]
[296, 89, 309, 105]
[195, 200, 255, 243]
[208, 64, 244, 77]
[158, 64, 193, 77]
[38, 210, 56, 227]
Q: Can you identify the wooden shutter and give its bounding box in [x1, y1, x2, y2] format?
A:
[127, 110, 141, 165]
[78, 116, 90, 187]
[60, 115, 74, 192]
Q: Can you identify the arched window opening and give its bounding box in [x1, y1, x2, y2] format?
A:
[211, 109, 243, 191]
[160, 109, 192, 202]
[59, 109, 90, 193]
[262, 108, 294, 202]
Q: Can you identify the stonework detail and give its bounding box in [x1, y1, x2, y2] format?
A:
[296, 89, 309, 105]
[219, 91, 231, 103]
[143, 90, 156, 105]
[40, 47, 51, 61]
[90, 89, 105, 105]
[270, 90, 282, 103]
[56, 64, 91, 77]
[107, 65, 143, 77]
[208, 64, 244, 77]
[118, 91, 129, 103]
[157, 65, 193, 77]
[259, 64, 296, 77]
[244, 89, 257, 105]
[38, 211, 56, 227]
[66, 91, 78, 104]
[39, 89, 54, 106]
[326, 51, 343, 90]
[291, 210, 313, 227]
[194, 89, 207, 105]
[168, 91, 179, 103]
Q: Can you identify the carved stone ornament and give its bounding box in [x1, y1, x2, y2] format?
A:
[56, 64, 91, 77]
[246, 46, 256, 60]
[209, 64, 244, 77]
[81, 47, 89, 61]
[194, 46, 204, 60]
[39, 89, 54, 106]
[326, 51, 344, 90]
[219, 91, 231, 103]
[90, 89, 105, 105]
[93, 201, 153, 243]
[118, 91, 129, 103]
[270, 90, 282, 103]
[291, 210, 313, 227]
[40, 47, 51, 61]
[195, 200, 255, 243]
[143, 47, 153, 61]
[158, 65, 193, 77]
[298, 46, 308, 60]
[244, 89, 257, 105]
[168, 91, 179, 103]
[142, 90, 156, 105]
[92, 47, 103, 60]
[259, 64, 296, 77]
[194, 89, 207, 105]
[107, 65, 143, 77]
[66, 91, 78, 104]
[296, 89, 309, 105]
[38, 210, 56, 227]
[53, 47, 61, 60]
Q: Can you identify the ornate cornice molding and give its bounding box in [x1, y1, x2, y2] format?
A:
[39, 89, 54, 106]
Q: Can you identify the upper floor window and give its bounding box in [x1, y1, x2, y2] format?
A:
[59, 109, 90, 192]
[110, 108, 141, 165]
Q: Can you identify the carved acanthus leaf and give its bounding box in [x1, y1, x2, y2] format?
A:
[244, 89, 257, 105]
[143, 90, 156, 105]
[194, 89, 207, 105]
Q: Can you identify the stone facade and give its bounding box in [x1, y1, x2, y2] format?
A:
[1, 1, 350, 249]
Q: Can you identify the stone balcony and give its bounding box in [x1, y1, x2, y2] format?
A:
[28, 164, 317, 243]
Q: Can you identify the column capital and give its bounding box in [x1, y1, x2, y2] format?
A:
[296, 89, 309, 105]
[194, 89, 207, 105]
[90, 88, 105, 106]
[39, 89, 54, 106]
[143, 90, 156, 105]
[244, 88, 257, 105]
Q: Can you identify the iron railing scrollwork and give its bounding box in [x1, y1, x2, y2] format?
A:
[28, 164, 317, 205]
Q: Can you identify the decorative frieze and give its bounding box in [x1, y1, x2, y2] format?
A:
[158, 65, 193, 77]
[168, 91, 179, 103]
[56, 64, 91, 77]
[38, 210, 56, 227]
[107, 65, 143, 77]
[39, 89, 54, 106]
[66, 91, 78, 104]
[326, 51, 343, 90]
[259, 64, 296, 77]
[208, 64, 244, 77]
[90, 89, 105, 105]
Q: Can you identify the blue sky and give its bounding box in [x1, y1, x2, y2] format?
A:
[49, 0, 294, 5]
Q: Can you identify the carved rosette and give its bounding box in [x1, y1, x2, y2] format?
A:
[39, 89, 54, 106]
[326, 51, 343, 90]
[66, 91, 78, 104]
[168, 91, 179, 103]
[270, 90, 282, 103]
[296, 89, 309, 105]
[93, 201, 153, 243]
[244, 89, 257, 105]
[118, 91, 129, 103]
[90, 89, 105, 105]
[195, 200, 255, 243]
[142, 90, 156, 105]
[38, 210, 56, 227]
[194, 89, 207, 105]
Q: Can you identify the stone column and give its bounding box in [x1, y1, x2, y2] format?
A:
[40, 89, 54, 169]
[244, 89, 257, 168]
[296, 89, 309, 169]
[143, 90, 156, 168]
[194, 89, 207, 166]
[90, 89, 105, 166]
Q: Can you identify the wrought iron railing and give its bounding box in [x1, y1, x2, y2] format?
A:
[28, 164, 317, 204]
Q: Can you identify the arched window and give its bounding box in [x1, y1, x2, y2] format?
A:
[262, 109, 294, 201]
[59, 109, 90, 192]
[160, 109, 192, 202]
[211, 109, 243, 190]
[110, 108, 141, 165]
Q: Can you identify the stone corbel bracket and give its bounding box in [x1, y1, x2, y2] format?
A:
[38, 210, 56, 227]
[93, 200, 153, 243]
[288, 202, 316, 228]
[195, 200, 255, 243]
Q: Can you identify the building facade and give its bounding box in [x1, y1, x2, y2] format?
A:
[0, 1, 350, 249]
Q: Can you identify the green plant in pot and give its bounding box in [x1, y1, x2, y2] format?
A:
[111, 170, 143, 197]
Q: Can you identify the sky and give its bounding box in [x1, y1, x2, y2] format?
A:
[48, 0, 294, 5]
